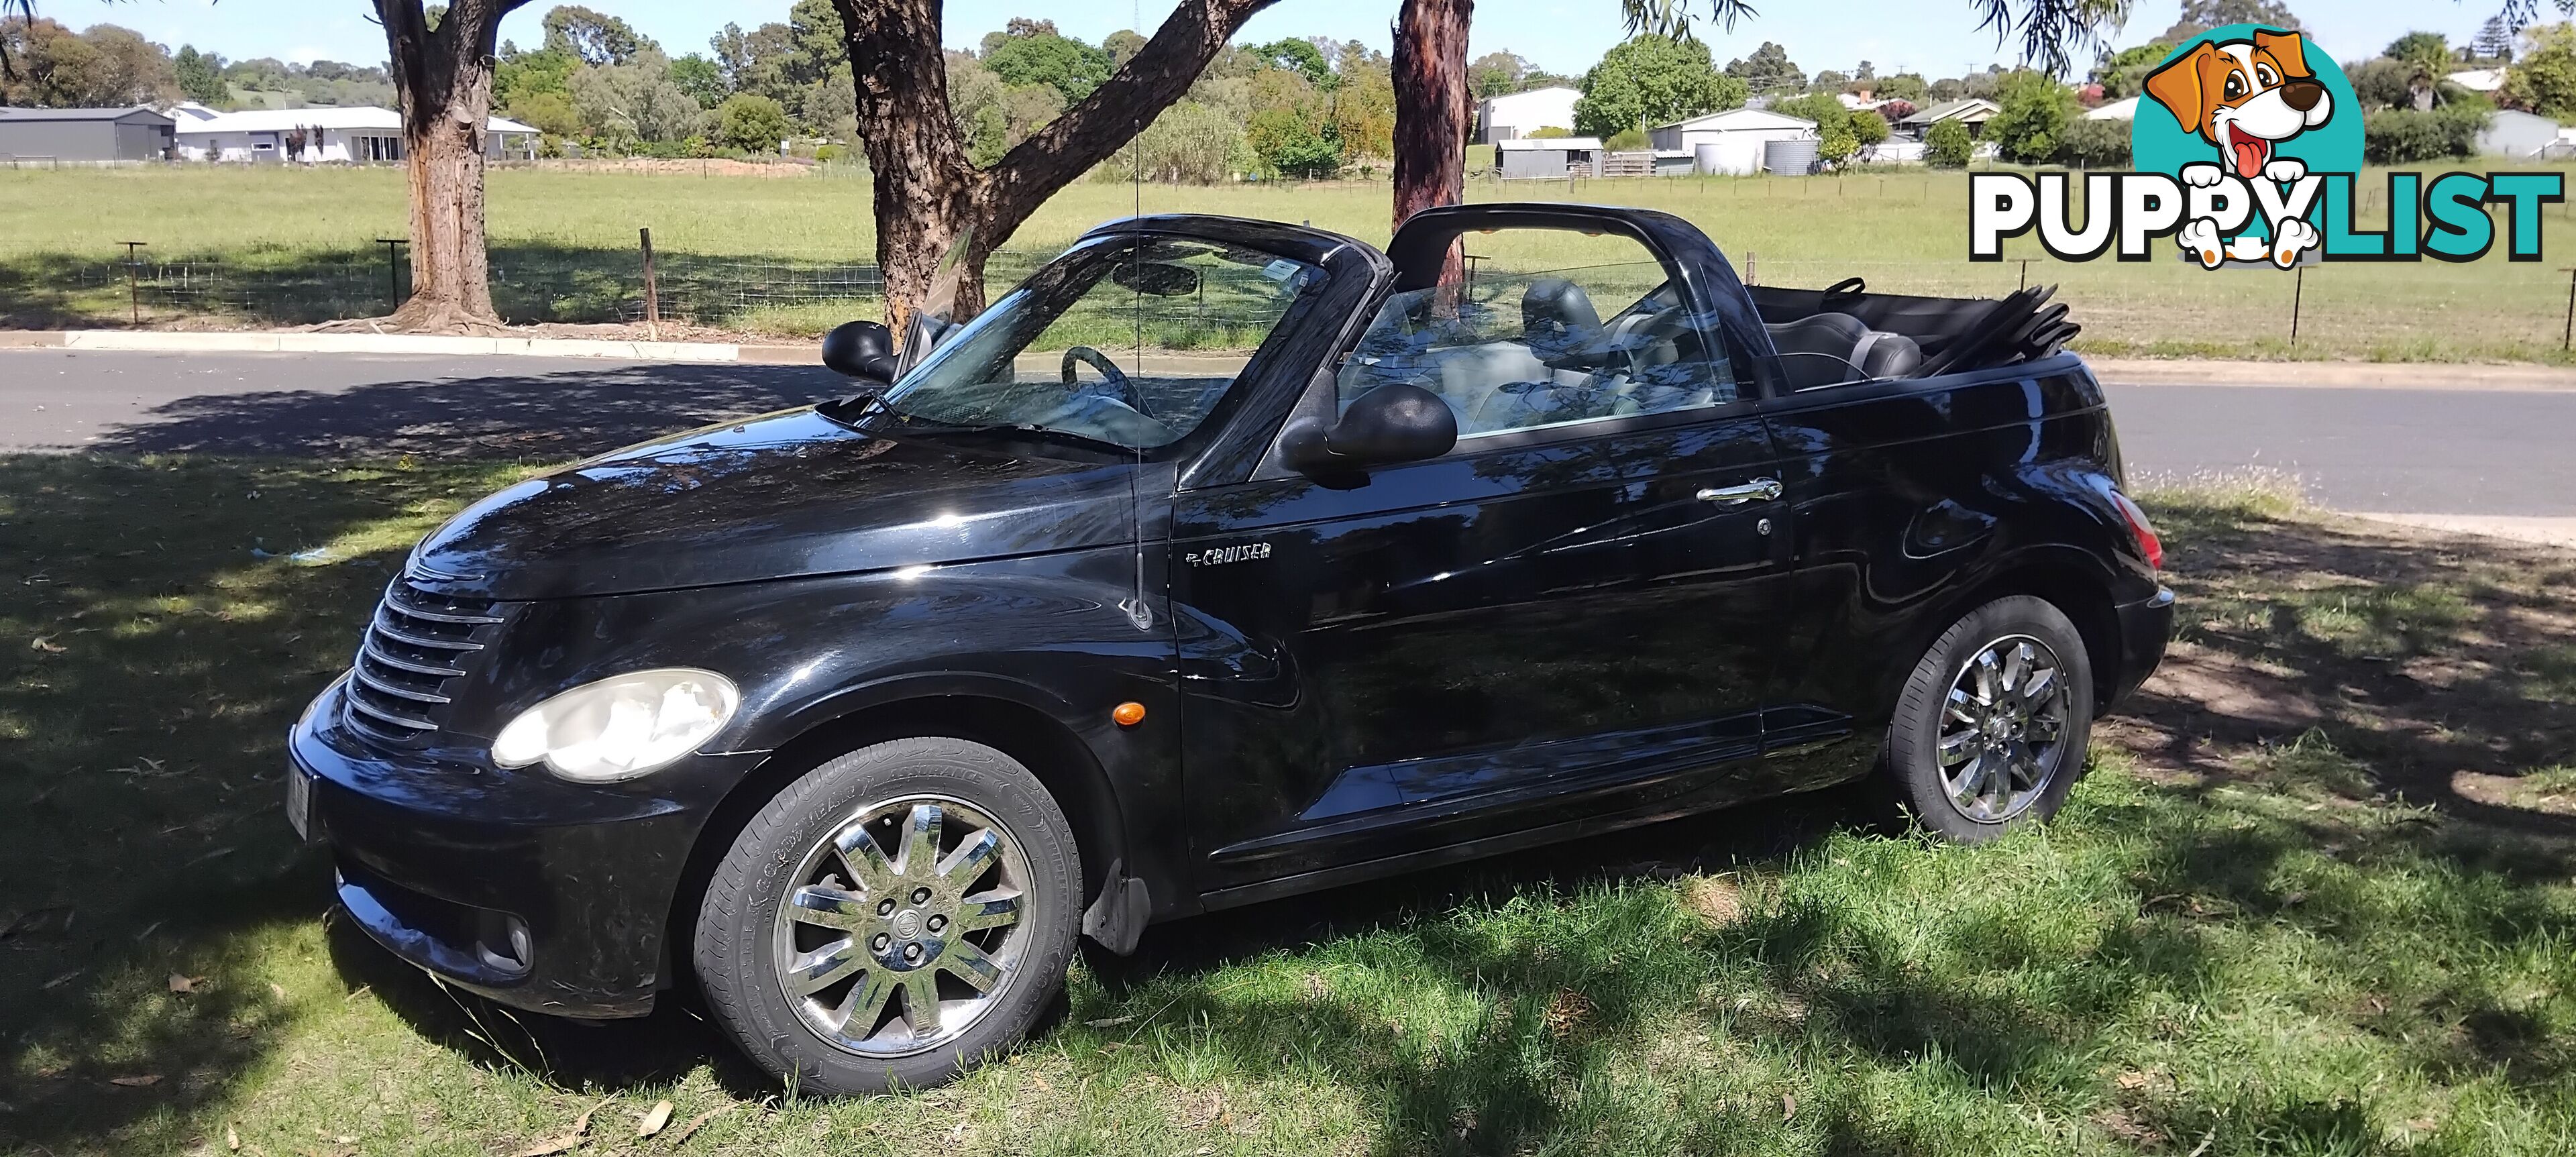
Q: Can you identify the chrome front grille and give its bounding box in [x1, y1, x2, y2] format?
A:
[342, 582, 504, 746]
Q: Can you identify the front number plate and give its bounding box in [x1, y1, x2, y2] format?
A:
[285, 767, 313, 842]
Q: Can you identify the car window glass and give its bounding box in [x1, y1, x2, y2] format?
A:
[1336, 231, 1738, 440]
[880, 237, 1322, 449]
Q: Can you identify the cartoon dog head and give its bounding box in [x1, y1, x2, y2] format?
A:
[2143, 30, 2332, 180]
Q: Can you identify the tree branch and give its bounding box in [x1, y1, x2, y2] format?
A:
[1968, 0, 2125, 77]
[981, 0, 1276, 224]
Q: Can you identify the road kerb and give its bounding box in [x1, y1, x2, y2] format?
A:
[2092, 357, 2576, 392]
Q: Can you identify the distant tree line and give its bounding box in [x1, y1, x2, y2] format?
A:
[0, 15, 398, 110]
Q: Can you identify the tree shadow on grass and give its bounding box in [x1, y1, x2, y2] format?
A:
[0, 453, 542, 1154]
[2120, 494, 2576, 842]
[0, 360, 847, 1150]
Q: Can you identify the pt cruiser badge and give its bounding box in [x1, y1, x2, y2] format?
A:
[1185, 542, 1272, 566]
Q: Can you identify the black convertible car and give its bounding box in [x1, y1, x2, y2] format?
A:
[286, 203, 2172, 1093]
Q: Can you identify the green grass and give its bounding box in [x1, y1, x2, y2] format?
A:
[9, 164, 2576, 357]
[3, 455, 2573, 1155]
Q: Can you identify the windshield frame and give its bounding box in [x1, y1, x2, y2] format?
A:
[833, 231, 1337, 463]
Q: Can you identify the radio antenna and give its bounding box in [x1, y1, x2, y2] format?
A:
[1116, 0, 1155, 635]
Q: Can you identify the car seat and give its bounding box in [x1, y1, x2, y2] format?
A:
[1765, 311, 1923, 389]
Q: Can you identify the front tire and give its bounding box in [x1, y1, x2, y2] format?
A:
[693, 738, 1080, 1095]
[1879, 595, 2093, 842]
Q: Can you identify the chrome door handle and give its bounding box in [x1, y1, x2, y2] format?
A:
[1696, 478, 1782, 505]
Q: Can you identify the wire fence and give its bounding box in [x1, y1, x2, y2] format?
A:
[0, 246, 1066, 332]
[8, 236, 2576, 361]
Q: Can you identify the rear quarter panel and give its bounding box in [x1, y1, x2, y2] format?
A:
[1760, 355, 2160, 745]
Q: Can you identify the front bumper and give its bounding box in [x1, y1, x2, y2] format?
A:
[289, 680, 762, 1017]
[2104, 585, 2176, 711]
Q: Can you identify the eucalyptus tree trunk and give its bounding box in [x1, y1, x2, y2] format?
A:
[376, 0, 529, 333]
[833, 0, 1277, 342]
[1391, 0, 1475, 290]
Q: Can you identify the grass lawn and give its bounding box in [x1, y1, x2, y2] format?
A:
[2, 442, 2571, 1156]
[7, 164, 2576, 360]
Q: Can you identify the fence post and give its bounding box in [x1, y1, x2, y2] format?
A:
[2562, 267, 2575, 351]
[375, 237, 406, 311]
[2019, 258, 2029, 292]
[1746, 250, 1757, 286]
[2289, 263, 2305, 344]
[119, 241, 146, 325]
[639, 227, 660, 337]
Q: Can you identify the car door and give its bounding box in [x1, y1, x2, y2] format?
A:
[1173, 218, 1794, 897]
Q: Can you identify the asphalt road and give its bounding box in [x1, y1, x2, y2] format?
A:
[4, 350, 2573, 521]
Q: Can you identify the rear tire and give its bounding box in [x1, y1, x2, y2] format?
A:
[692, 738, 1079, 1095]
[1877, 595, 2093, 842]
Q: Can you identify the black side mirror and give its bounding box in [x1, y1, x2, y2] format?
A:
[822, 319, 899, 384]
[1279, 382, 1458, 476]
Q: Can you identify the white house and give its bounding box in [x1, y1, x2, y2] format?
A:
[1476, 86, 1580, 143]
[2447, 68, 2506, 95]
[2480, 108, 2569, 158]
[174, 105, 537, 164]
[1895, 97, 2001, 140]
[2085, 95, 2139, 121]
[1648, 107, 1815, 175]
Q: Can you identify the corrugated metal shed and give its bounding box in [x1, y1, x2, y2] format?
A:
[0, 106, 176, 162]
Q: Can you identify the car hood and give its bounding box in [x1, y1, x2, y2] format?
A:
[405, 408, 1143, 600]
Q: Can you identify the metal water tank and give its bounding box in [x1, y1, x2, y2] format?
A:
[1764, 137, 1819, 176]
[1693, 142, 1727, 174]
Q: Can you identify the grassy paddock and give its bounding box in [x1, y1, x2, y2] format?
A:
[7, 165, 2576, 358]
[2, 448, 2571, 1156]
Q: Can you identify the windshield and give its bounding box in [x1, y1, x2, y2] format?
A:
[862, 235, 1325, 450]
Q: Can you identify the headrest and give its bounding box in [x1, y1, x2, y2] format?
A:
[1521, 278, 1602, 341]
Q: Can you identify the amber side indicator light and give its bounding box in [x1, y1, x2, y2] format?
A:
[1112, 702, 1147, 727]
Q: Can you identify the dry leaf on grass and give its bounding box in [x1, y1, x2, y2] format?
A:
[169, 973, 206, 994]
[111, 1074, 163, 1087]
[1083, 1015, 1134, 1028]
[1543, 989, 1595, 1041]
[1781, 1092, 1797, 1122]
[511, 1096, 611, 1157]
[662, 1104, 731, 1149]
[637, 1101, 673, 1139]
[225, 1124, 240, 1152]
[268, 982, 286, 1000]
[30, 637, 66, 653]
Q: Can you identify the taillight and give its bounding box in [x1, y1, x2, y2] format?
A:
[2108, 490, 2163, 571]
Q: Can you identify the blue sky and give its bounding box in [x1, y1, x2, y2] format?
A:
[96, 1, 2504, 80]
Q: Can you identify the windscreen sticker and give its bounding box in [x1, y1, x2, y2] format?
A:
[1260, 259, 1300, 282]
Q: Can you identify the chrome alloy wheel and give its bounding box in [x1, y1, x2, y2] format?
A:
[771, 795, 1030, 1058]
[1936, 634, 2074, 822]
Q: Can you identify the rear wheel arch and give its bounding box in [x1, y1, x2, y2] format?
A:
[665, 689, 1128, 991]
[1947, 554, 2123, 717]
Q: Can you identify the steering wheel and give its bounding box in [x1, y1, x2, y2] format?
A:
[1060, 346, 1151, 417]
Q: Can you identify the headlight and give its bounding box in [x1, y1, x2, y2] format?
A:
[490, 668, 739, 782]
